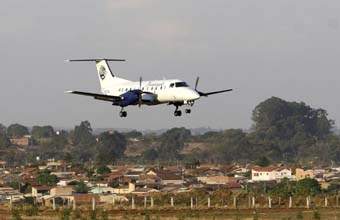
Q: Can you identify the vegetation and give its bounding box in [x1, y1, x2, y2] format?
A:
[7, 124, 29, 138]
[0, 97, 340, 166]
[74, 181, 89, 193]
[36, 170, 58, 186]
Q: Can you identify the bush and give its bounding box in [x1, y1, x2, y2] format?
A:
[24, 205, 38, 216]
[11, 208, 22, 220]
[59, 208, 71, 220]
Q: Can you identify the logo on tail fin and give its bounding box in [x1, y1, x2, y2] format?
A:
[99, 66, 107, 80]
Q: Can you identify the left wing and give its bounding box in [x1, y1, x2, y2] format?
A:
[198, 89, 233, 97]
[66, 91, 121, 102]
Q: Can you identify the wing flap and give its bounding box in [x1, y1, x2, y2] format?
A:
[66, 91, 121, 102]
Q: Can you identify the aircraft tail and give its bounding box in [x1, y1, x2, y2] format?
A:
[66, 58, 131, 93]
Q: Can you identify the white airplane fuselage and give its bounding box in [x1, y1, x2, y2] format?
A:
[102, 79, 200, 105]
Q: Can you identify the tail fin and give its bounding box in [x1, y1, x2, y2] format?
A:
[66, 59, 131, 93]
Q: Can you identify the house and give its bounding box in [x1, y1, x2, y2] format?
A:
[148, 170, 184, 185]
[112, 182, 135, 194]
[50, 186, 73, 196]
[10, 135, 32, 146]
[32, 185, 51, 197]
[90, 186, 115, 194]
[295, 168, 315, 180]
[251, 166, 292, 182]
[132, 187, 160, 195]
[197, 176, 236, 185]
[0, 161, 6, 169]
[0, 187, 24, 202]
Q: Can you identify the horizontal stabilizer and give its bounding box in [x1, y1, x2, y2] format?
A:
[66, 59, 126, 62]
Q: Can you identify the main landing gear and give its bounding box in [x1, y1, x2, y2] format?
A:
[119, 108, 127, 118]
[174, 106, 191, 117]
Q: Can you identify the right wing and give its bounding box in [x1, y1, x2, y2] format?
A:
[198, 89, 233, 97]
[66, 91, 121, 102]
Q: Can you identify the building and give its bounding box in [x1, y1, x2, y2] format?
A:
[295, 168, 315, 180]
[112, 182, 135, 194]
[32, 185, 51, 197]
[251, 166, 292, 182]
[50, 186, 73, 196]
[197, 176, 236, 185]
[10, 135, 32, 146]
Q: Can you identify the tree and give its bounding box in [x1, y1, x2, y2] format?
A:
[213, 129, 250, 162]
[31, 126, 54, 139]
[97, 165, 111, 175]
[269, 178, 294, 198]
[123, 130, 143, 139]
[7, 124, 29, 138]
[157, 127, 191, 160]
[74, 181, 89, 193]
[95, 131, 127, 165]
[0, 124, 10, 148]
[70, 121, 95, 146]
[255, 156, 271, 167]
[294, 178, 321, 196]
[142, 148, 159, 162]
[36, 170, 58, 186]
[251, 97, 334, 161]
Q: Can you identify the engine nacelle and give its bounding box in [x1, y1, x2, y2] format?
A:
[141, 93, 157, 103]
[119, 91, 139, 107]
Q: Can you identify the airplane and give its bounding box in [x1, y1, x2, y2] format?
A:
[66, 58, 233, 118]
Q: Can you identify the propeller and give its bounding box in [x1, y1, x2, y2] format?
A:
[138, 77, 142, 108]
[195, 76, 200, 91]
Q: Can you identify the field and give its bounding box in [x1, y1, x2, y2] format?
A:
[3, 207, 340, 220]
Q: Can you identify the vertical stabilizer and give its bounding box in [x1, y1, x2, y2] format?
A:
[66, 58, 131, 94]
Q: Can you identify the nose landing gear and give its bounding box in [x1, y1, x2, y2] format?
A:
[185, 109, 191, 114]
[119, 108, 127, 118]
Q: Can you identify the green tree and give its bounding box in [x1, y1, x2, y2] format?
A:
[31, 125, 54, 139]
[251, 97, 334, 161]
[269, 178, 294, 198]
[157, 127, 191, 160]
[95, 131, 126, 165]
[36, 170, 58, 186]
[142, 148, 159, 162]
[294, 178, 321, 196]
[97, 165, 111, 175]
[123, 130, 143, 139]
[70, 121, 95, 146]
[213, 129, 250, 162]
[74, 181, 89, 193]
[7, 124, 29, 138]
[0, 124, 10, 148]
[255, 156, 271, 167]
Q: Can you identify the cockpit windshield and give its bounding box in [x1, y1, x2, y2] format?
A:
[175, 82, 188, 87]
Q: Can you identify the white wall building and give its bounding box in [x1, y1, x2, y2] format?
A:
[251, 167, 292, 182]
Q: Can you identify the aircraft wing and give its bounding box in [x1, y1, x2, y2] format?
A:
[66, 91, 121, 102]
[198, 89, 233, 97]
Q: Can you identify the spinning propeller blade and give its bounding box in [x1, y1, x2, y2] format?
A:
[138, 77, 142, 107]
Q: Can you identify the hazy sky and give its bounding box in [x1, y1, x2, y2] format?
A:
[1, 0, 340, 130]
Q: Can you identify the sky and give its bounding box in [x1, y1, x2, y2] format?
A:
[0, 0, 340, 130]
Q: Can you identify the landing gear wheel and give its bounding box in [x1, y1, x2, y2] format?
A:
[119, 111, 127, 118]
[185, 109, 191, 114]
[174, 110, 182, 117]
